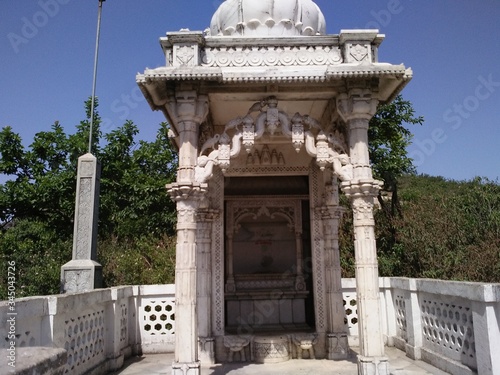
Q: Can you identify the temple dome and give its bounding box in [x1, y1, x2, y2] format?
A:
[210, 0, 326, 37]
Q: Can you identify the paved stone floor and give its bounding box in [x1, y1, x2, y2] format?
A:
[110, 347, 449, 375]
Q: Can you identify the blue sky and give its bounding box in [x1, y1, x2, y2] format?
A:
[1, 0, 499, 182]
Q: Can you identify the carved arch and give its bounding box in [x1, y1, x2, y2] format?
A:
[194, 96, 353, 183]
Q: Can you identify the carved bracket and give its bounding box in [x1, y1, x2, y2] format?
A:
[194, 96, 353, 183]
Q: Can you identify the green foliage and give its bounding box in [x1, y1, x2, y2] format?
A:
[0, 220, 71, 299]
[0, 100, 177, 237]
[369, 95, 424, 187]
[0, 99, 178, 297]
[98, 235, 176, 287]
[369, 95, 424, 221]
[99, 121, 177, 238]
[373, 175, 500, 282]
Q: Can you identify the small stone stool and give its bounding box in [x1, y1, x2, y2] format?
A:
[223, 335, 250, 362]
[292, 333, 318, 359]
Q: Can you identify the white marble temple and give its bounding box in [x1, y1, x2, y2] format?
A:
[136, 1, 413, 374]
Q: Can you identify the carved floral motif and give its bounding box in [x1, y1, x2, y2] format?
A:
[64, 270, 92, 293]
[201, 46, 342, 68]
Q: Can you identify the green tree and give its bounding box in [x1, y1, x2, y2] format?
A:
[0, 100, 178, 298]
[0, 100, 177, 237]
[368, 95, 424, 216]
[0, 219, 71, 298]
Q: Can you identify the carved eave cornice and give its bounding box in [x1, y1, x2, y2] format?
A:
[219, 66, 329, 83]
[136, 67, 221, 114]
[138, 67, 223, 82]
[327, 63, 413, 102]
[137, 63, 411, 104]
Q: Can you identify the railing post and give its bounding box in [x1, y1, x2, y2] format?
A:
[404, 278, 423, 360]
[380, 277, 397, 346]
[129, 286, 140, 356]
[105, 288, 124, 371]
[472, 285, 500, 375]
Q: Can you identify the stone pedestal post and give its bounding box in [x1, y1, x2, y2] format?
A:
[321, 179, 349, 359]
[61, 153, 102, 293]
[338, 89, 389, 375]
[197, 209, 218, 365]
[166, 91, 209, 375]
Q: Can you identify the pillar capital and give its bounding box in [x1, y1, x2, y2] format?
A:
[341, 179, 383, 200]
[167, 182, 208, 203]
[337, 88, 378, 124]
[196, 209, 220, 223]
[166, 91, 209, 183]
[318, 206, 345, 221]
[166, 91, 209, 129]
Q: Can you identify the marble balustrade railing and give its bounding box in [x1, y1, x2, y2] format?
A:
[1, 279, 498, 375]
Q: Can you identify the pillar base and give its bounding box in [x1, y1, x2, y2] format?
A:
[405, 343, 421, 360]
[60, 259, 102, 293]
[357, 355, 389, 375]
[172, 361, 200, 375]
[199, 337, 215, 365]
[327, 333, 349, 360]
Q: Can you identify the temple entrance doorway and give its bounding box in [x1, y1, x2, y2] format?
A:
[223, 176, 315, 334]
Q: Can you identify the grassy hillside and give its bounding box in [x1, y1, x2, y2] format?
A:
[341, 174, 500, 282]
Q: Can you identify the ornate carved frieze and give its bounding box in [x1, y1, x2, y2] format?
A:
[225, 165, 309, 176]
[246, 145, 285, 166]
[227, 199, 301, 235]
[195, 97, 354, 183]
[201, 46, 342, 68]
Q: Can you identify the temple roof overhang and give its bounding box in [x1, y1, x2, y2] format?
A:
[136, 29, 412, 150]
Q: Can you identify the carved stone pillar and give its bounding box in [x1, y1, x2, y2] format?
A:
[61, 153, 102, 293]
[197, 209, 218, 365]
[166, 90, 209, 375]
[338, 90, 388, 375]
[169, 185, 205, 375]
[321, 178, 348, 360]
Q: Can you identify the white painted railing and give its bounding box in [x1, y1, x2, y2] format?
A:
[0, 285, 176, 374]
[1, 279, 498, 375]
[378, 278, 500, 375]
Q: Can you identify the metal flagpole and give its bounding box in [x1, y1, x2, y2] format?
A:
[61, 0, 106, 293]
[88, 0, 106, 154]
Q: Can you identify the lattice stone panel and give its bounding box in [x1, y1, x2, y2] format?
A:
[119, 303, 128, 347]
[141, 299, 176, 336]
[63, 309, 105, 374]
[420, 293, 476, 370]
[394, 292, 408, 341]
[342, 293, 358, 336]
